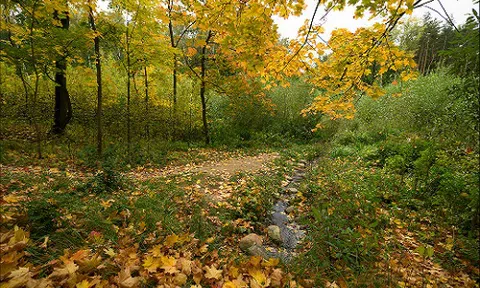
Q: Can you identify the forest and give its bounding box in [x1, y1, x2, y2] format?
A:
[0, 0, 479, 287]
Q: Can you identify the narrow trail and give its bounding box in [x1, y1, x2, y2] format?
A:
[0, 152, 279, 181]
[126, 152, 280, 181]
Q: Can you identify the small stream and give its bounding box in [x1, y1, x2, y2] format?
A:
[264, 159, 312, 261]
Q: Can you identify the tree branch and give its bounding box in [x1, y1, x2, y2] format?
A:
[281, 0, 334, 71]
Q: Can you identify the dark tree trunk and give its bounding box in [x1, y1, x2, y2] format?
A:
[16, 64, 31, 123]
[88, 4, 102, 158]
[200, 31, 212, 145]
[52, 10, 72, 134]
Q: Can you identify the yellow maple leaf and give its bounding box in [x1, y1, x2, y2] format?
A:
[174, 273, 188, 286]
[164, 234, 179, 247]
[143, 255, 160, 273]
[104, 248, 116, 257]
[3, 195, 20, 203]
[151, 245, 163, 257]
[49, 260, 78, 279]
[4, 267, 31, 288]
[160, 256, 178, 274]
[223, 281, 237, 288]
[248, 268, 269, 287]
[117, 267, 140, 288]
[76, 280, 90, 288]
[228, 266, 239, 278]
[199, 244, 209, 253]
[179, 258, 192, 275]
[262, 258, 279, 267]
[10, 226, 29, 245]
[204, 265, 222, 280]
[248, 256, 262, 267]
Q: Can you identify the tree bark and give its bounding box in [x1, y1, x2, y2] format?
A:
[126, 22, 132, 159]
[88, 4, 102, 158]
[168, 18, 178, 137]
[29, 3, 42, 158]
[51, 9, 72, 134]
[200, 31, 212, 145]
[144, 65, 149, 141]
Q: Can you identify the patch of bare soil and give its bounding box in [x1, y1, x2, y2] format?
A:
[127, 152, 280, 181]
[192, 152, 280, 176]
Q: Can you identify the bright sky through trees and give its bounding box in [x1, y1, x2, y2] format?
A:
[274, 0, 475, 39]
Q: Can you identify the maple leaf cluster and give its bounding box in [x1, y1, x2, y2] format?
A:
[0, 223, 305, 288]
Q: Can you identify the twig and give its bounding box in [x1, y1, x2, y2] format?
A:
[281, 1, 334, 71]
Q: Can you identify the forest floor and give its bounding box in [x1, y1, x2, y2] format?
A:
[1, 145, 478, 287]
[126, 152, 279, 180]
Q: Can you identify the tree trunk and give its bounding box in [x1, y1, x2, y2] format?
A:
[144, 65, 149, 141]
[52, 10, 72, 134]
[29, 5, 42, 158]
[16, 64, 31, 124]
[172, 55, 178, 137]
[200, 31, 212, 145]
[168, 19, 178, 138]
[88, 4, 102, 158]
[126, 23, 132, 159]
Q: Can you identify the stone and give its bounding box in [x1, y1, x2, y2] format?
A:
[296, 172, 305, 177]
[285, 206, 294, 214]
[271, 212, 288, 226]
[273, 201, 287, 213]
[280, 227, 297, 249]
[239, 233, 262, 251]
[247, 244, 267, 258]
[267, 225, 282, 243]
[286, 187, 298, 194]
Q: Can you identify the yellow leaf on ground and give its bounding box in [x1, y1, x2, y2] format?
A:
[223, 281, 236, 288]
[160, 256, 178, 274]
[49, 261, 78, 279]
[262, 258, 279, 267]
[248, 268, 269, 287]
[76, 280, 90, 288]
[143, 256, 160, 273]
[117, 267, 140, 288]
[165, 234, 179, 247]
[178, 258, 192, 275]
[204, 265, 222, 280]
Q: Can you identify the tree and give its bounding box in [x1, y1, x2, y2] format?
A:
[1, 0, 48, 158]
[301, 24, 417, 122]
[166, 0, 195, 134]
[51, 1, 73, 134]
[87, 0, 103, 157]
[391, 16, 424, 53]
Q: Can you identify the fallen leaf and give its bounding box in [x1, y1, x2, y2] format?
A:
[204, 265, 222, 280]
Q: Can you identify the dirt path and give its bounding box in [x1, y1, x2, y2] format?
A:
[127, 152, 280, 180]
[1, 152, 280, 182]
[192, 152, 279, 175]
